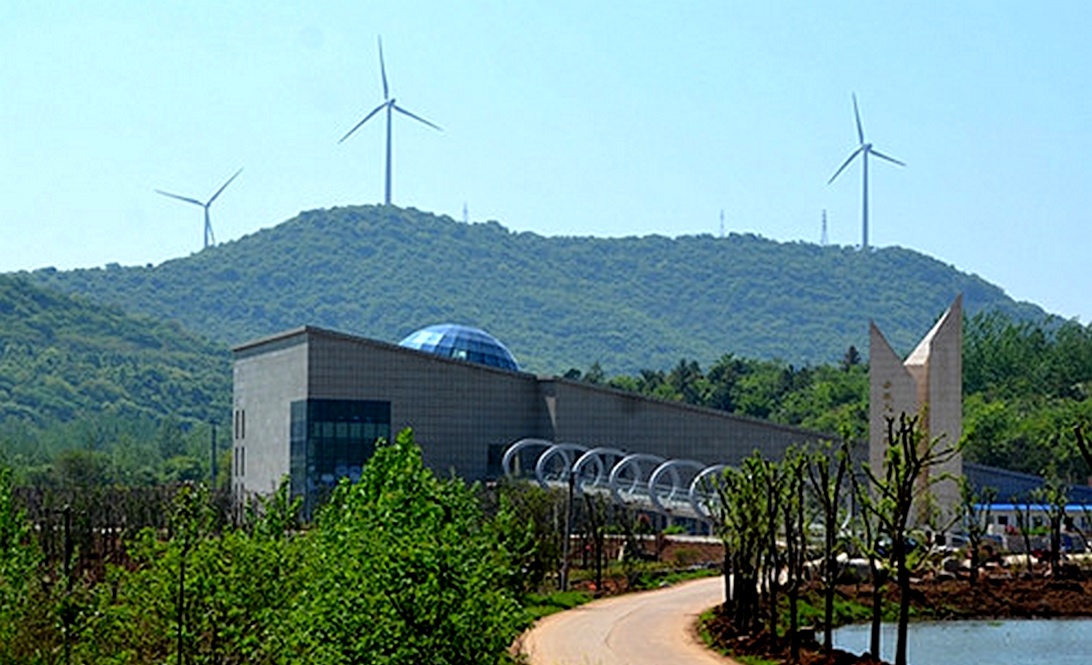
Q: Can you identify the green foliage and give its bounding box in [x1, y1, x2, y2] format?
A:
[0, 464, 43, 656]
[0, 274, 230, 428]
[961, 311, 1092, 480]
[72, 483, 303, 665]
[24, 205, 1043, 374]
[1, 432, 527, 664]
[284, 429, 524, 665]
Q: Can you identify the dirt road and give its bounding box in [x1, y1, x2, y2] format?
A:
[520, 575, 740, 665]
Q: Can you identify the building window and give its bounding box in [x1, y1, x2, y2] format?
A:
[290, 399, 391, 514]
[234, 409, 246, 440]
[997, 515, 1009, 526]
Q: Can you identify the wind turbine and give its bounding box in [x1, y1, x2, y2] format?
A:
[156, 168, 243, 249]
[827, 94, 904, 250]
[339, 36, 442, 205]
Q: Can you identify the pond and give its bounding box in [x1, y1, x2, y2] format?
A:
[833, 619, 1092, 665]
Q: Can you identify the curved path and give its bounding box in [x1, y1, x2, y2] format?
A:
[520, 575, 740, 665]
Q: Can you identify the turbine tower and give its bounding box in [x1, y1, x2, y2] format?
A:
[155, 168, 243, 250]
[339, 36, 442, 205]
[828, 94, 904, 250]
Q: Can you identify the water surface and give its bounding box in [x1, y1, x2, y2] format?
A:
[833, 618, 1092, 665]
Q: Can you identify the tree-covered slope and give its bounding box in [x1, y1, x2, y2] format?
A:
[0, 274, 230, 426]
[25, 205, 1044, 374]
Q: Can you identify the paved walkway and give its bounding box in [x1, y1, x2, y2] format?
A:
[520, 576, 741, 665]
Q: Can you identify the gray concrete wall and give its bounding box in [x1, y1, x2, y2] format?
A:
[233, 330, 309, 497]
[305, 330, 544, 480]
[547, 378, 825, 465]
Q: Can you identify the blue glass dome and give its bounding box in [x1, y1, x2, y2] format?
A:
[398, 324, 520, 372]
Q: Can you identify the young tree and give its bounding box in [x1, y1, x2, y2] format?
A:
[713, 453, 771, 634]
[806, 440, 850, 654]
[288, 429, 524, 665]
[851, 463, 890, 659]
[957, 476, 996, 586]
[1032, 473, 1069, 579]
[865, 413, 959, 665]
[1014, 501, 1036, 576]
[780, 449, 809, 664]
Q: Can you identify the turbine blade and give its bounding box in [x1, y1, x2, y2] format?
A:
[871, 149, 905, 167]
[852, 93, 864, 144]
[339, 102, 387, 143]
[827, 146, 864, 184]
[207, 167, 243, 205]
[378, 36, 389, 100]
[393, 104, 442, 131]
[155, 190, 204, 207]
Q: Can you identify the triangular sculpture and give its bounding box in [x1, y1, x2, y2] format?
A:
[869, 295, 963, 526]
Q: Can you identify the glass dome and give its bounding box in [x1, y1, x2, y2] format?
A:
[398, 324, 520, 372]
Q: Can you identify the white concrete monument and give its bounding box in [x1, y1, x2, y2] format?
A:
[869, 295, 963, 526]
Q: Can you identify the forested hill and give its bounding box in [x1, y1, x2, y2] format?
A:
[0, 274, 230, 426]
[25, 205, 1043, 374]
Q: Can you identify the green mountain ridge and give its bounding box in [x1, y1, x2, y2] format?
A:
[0, 274, 230, 427]
[23, 205, 1044, 375]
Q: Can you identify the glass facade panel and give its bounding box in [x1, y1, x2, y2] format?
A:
[289, 398, 391, 515]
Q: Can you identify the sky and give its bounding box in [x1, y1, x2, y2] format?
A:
[2, 2, 1090, 321]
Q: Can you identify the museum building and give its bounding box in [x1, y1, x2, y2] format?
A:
[231, 323, 830, 510]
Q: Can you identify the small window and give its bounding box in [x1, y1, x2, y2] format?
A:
[234, 409, 246, 440]
[997, 515, 1009, 526]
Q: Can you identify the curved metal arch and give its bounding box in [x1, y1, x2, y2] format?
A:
[502, 439, 735, 522]
[647, 459, 706, 514]
[501, 438, 555, 478]
[534, 442, 589, 488]
[689, 464, 728, 520]
[608, 453, 665, 506]
[571, 447, 628, 493]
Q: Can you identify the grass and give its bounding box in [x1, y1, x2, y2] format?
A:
[521, 589, 593, 622]
[632, 564, 722, 590]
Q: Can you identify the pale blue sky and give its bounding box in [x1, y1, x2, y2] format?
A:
[2, 2, 1089, 321]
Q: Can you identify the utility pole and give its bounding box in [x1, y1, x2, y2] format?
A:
[560, 470, 576, 591]
[209, 423, 217, 489]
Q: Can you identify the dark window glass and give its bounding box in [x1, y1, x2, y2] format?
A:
[290, 398, 391, 516]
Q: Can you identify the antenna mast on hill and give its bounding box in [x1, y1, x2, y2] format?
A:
[719, 209, 725, 238]
[463, 202, 468, 224]
[821, 209, 829, 246]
